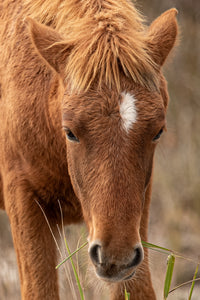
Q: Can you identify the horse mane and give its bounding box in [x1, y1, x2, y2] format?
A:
[24, 0, 159, 92]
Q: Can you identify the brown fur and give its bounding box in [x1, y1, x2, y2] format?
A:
[24, 0, 159, 92]
[0, 0, 178, 299]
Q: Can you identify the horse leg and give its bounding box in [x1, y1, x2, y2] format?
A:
[4, 177, 60, 300]
[109, 180, 156, 300]
[0, 173, 4, 209]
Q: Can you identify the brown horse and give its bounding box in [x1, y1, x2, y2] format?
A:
[0, 0, 178, 299]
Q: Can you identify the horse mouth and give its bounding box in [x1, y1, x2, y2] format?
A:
[94, 264, 136, 283]
[123, 270, 136, 281]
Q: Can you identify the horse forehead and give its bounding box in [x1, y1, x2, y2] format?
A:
[63, 88, 162, 128]
[119, 92, 137, 133]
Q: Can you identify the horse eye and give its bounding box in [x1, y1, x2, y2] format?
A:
[64, 128, 79, 142]
[153, 128, 164, 142]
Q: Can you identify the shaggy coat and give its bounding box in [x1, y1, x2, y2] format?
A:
[0, 0, 178, 299]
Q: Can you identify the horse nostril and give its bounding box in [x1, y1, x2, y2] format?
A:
[128, 244, 144, 268]
[89, 243, 102, 266]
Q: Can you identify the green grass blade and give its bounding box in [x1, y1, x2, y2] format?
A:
[56, 239, 88, 300]
[64, 237, 85, 300]
[188, 264, 199, 300]
[164, 254, 175, 299]
[56, 241, 88, 269]
[125, 288, 130, 300]
[142, 241, 172, 253]
[142, 241, 200, 265]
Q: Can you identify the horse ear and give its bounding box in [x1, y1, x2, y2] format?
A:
[148, 8, 178, 66]
[26, 17, 70, 74]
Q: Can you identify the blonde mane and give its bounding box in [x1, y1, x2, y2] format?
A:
[24, 0, 158, 92]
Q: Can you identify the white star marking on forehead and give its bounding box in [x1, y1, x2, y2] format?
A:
[119, 92, 137, 133]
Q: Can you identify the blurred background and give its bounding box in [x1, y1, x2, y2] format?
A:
[0, 0, 200, 299]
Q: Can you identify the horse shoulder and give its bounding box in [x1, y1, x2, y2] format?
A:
[0, 12, 75, 211]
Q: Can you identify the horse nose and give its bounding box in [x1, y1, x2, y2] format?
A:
[89, 242, 102, 266]
[89, 241, 144, 269]
[127, 244, 144, 268]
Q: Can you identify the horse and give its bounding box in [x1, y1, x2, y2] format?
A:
[0, 0, 178, 299]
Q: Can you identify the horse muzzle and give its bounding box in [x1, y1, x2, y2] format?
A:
[88, 241, 144, 282]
